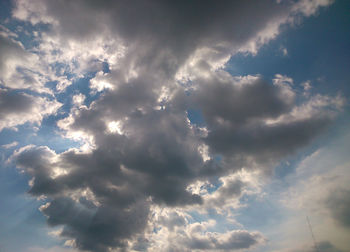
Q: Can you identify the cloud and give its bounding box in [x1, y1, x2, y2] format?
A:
[1, 141, 18, 149]
[286, 240, 344, 252]
[277, 132, 350, 251]
[0, 30, 53, 93]
[0, 88, 61, 131]
[181, 229, 265, 251]
[292, 0, 335, 17]
[192, 72, 342, 173]
[12, 0, 333, 85]
[5, 0, 340, 251]
[280, 46, 288, 56]
[325, 188, 350, 229]
[195, 170, 262, 213]
[41, 197, 149, 252]
[313, 241, 344, 252]
[143, 213, 265, 252]
[26, 246, 78, 252]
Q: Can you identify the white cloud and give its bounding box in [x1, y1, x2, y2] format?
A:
[1, 141, 18, 149]
[90, 71, 114, 92]
[292, 0, 335, 17]
[0, 32, 51, 93]
[280, 46, 288, 56]
[142, 208, 266, 252]
[72, 93, 85, 106]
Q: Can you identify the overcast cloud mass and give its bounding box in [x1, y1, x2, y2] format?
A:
[0, 0, 349, 252]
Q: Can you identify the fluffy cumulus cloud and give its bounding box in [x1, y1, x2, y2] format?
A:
[2, 0, 346, 251]
[0, 26, 66, 94]
[0, 88, 61, 131]
[191, 73, 343, 172]
[163, 228, 265, 252]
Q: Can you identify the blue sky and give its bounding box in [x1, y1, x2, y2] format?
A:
[0, 1, 349, 252]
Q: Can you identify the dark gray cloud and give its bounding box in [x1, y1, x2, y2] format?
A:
[0, 89, 34, 116]
[325, 188, 350, 229]
[12, 72, 342, 251]
[14, 146, 150, 252]
[12, 72, 341, 252]
[293, 241, 344, 252]
[314, 241, 344, 252]
[205, 116, 331, 165]
[0, 88, 61, 131]
[0, 33, 26, 77]
[192, 73, 338, 172]
[12, 0, 307, 83]
[315, 241, 344, 252]
[193, 76, 294, 125]
[16, 0, 288, 47]
[42, 197, 149, 252]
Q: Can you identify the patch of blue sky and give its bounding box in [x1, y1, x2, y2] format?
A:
[0, 131, 68, 251]
[245, 126, 350, 251]
[152, 226, 161, 234]
[0, 0, 13, 22]
[11, 72, 108, 154]
[22, 77, 104, 155]
[226, 0, 350, 97]
[205, 179, 223, 194]
[0, 119, 79, 156]
[235, 189, 284, 229]
[1, 13, 51, 52]
[0, 159, 59, 251]
[0, 200, 56, 252]
[50, 62, 76, 80]
[57, 72, 103, 108]
[12, 24, 43, 50]
[0, 52, 107, 174]
[186, 208, 241, 233]
[224, 0, 350, 180]
[187, 108, 206, 127]
[273, 108, 350, 179]
[186, 210, 209, 224]
[0, 84, 50, 100]
[186, 109, 223, 167]
[189, 1, 350, 182]
[36, 117, 81, 152]
[234, 130, 350, 251]
[206, 208, 238, 230]
[210, 212, 242, 231]
[102, 61, 110, 73]
[0, 125, 73, 251]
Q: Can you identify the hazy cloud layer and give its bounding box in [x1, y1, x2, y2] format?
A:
[277, 132, 350, 252]
[286, 241, 344, 252]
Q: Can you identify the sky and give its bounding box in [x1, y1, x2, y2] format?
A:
[0, 1, 349, 252]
